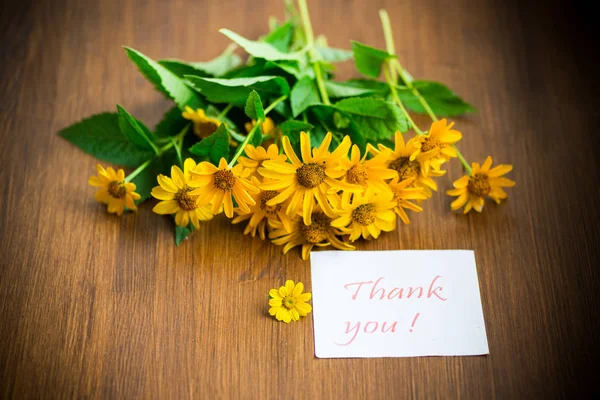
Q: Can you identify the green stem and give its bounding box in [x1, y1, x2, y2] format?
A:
[379, 12, 472, 175]
[313, 62, 330, 105]
[229, 122, 260, 168]
[126, 125, 190, 182]
[384, 65, 424, 135]
[456, 149, 472, 175]
[217, 104, 233, 119]
[125, 158, 153, 182]
[298, 0, 330, 105]
[379, 10, 397, 83]
[264, 95, 288, 115]
[228, 96, 288, 168]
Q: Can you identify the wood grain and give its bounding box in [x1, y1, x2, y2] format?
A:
[1, 0, 599, 398]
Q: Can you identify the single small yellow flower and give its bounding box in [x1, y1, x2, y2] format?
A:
[268, 280, 312, 323]
[89, 164, 141, 216]
[371, 131, 442, 195]
[245, 117, 275, 136]
[331, 187, 397, 241]
[270, 209, 354, 260]
[258, 131, 351, 225]
[231, 176, 293, 240]
[189, 158, 259, 218]
[447, 156, 515, 213]
[151, 158, 213, 228]
[387, 177, 428, 224]
[238, 143, 287, 178]
[182, 106, 222, 139]
[334, 144, 398, 207]
[419, 119, 463, 172]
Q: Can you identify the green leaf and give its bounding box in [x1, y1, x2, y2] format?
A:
[159, 46, 242, 78]
[279, 120, 313, 155]
[333, 97, 408, 140]
[290, 76, 321, 117]
[220, 29, 306, 62]
[316, 46, 353, 63]
[279, 119, 313, 151]
[351, 41, 394, 78]
[263, 22, 294, 52]
[154, 107, 189, 138]
[249, 124, 264, 147]
[185, 75, 290, 105]
[116, 105, 156, 152]
[325, 80, 389, 98]
[279, 119, 314, 135]
[188, 124, 230, 164]
[397, 80, 475, 117]
[309, 105, 365, 153]
[175, 224, 194, 245]
[245, 90, 265, 121]
[266, 60, 312, 80]
[123, 47, 203, 110]
[58, 113, 153, 167]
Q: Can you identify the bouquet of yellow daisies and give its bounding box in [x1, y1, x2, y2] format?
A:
[60, 0, 514, 259]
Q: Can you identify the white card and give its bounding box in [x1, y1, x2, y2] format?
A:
[310, 250, 489, 358]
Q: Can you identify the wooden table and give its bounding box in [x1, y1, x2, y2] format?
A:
[1, 0, 598, 398]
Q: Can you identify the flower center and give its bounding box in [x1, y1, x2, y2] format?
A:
[213, 170, 236, 192]
[175, 186, 198, 211]
[300, 212, 331, 244]
[467, 173, 491, 197]
[421, 138, 440, 152]
[296, 163, 326, 188]
[259, 190, 281, 214]
[107, 181, 127, 199]
[346, 165, 368, 185]
[194, 122, 220, 139]
[389, 157, 420, 181]
[352, 203, 376, 226]
[283, 295, 296, 309]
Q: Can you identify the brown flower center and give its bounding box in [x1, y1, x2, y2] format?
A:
[300, 212, 331, 244]
[467, 173, 491, 197]
[175, 186, 198, 211]
[421, 138, 440, 152]
[352, 203, 376, 226]
[296, 163, 326, 188]
[259, 190, 281, 214]
[108, 181, 127, 199]
[346, 165, 368, 185]
[389, 157, 420, 181]
[213, 170, 236, 192]
[194, 122, 220, 139]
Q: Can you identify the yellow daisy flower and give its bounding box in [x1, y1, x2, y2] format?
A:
[372, 131, 442, 195]
[89, 164, 141, 216]
[270, 209, 354, 260]
[331, 187, 397, 241]
[419, 119, 463, 171]
[334, 144, 398, 207]
[182, 106, 222, 139]
[387, 176, 428, 224]
[237, 143, 287, 178]
[231, 176, 293, 240]
[189, 158, 259, 218]
[151, 158, 213, 228]
[268, 280, 312, 323]
[258, 131, 351, 226]
[244, 116, 275, 136]
[447, 156, 515, 214]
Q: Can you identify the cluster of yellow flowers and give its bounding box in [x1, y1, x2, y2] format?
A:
[89, 117, 514, 260]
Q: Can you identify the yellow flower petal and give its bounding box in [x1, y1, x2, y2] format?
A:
[153, 200, 179, 214]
